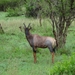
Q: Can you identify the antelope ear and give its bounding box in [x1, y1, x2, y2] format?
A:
[23, 23, 26, 28]
[19, 26, 22, 32]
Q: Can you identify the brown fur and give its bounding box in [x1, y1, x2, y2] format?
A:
[30, 34, 56, 48]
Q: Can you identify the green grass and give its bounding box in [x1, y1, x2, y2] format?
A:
[0, 34, 53, 75]
[0, 31, 55, 75]
[0, 12, 75, 75]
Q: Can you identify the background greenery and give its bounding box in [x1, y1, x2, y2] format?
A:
[0, 0, 75, 75]
[0, 12, 75, 75]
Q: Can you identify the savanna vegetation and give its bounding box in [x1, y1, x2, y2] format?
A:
[0, 0, 75, 75]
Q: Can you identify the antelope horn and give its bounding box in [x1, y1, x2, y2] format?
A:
[28, 23, 31, 28]
[23, 23, 26, 28]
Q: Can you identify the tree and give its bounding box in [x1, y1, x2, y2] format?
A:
[43, 0, 75, 48]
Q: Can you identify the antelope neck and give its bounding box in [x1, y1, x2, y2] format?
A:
[25, 31, 32, 39]
[25, 30, 30, 35]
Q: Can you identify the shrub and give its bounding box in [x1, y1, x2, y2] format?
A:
[50, 52, 75, 75]
[6, 7, 20, 17]
[25, 0, 41, 18]
[0, 0, 25, 11]
[57, 47, 71, 55]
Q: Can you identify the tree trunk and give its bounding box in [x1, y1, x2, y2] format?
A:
[39, 15, 42, 26]
[0, 24, 4, 34]
[56, 34, 66, 48]
[37, 12, 42, 26]
[52, 18, 71, 48]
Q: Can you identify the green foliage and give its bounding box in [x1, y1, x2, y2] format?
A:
[0, 0, 25, 11]
[25, 0, 75, 18]
[57, 47, 71, 55]
[25, 0, 50, 18]
[50, 52, 75, 75]
[25, 0, 44, 17]
[6, 7, 20, 17]
[25, 0, 39, 17]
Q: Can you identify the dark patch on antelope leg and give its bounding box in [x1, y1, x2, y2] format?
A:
[53, 48, 55, 53]
[33, 47, 37, 63]
[33, 52, 36, 63]
[51, 52, 55, 63]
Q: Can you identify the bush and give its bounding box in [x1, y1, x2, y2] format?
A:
[6, 7, 20, 17]
[25, 0, 41, 18]
[57, 47, 71, 55]
[50, 52, 75, 75]
[0, 0, 25, 11]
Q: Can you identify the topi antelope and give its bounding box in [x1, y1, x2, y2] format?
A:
[21, 23, 56, 63]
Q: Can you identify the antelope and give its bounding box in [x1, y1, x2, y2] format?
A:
[20, 23, 56, 63]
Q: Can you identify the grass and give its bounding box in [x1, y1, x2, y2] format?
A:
[0, 12, 75, 75]
[0, 34, 52, 75]
[0, 32, 53, 75]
